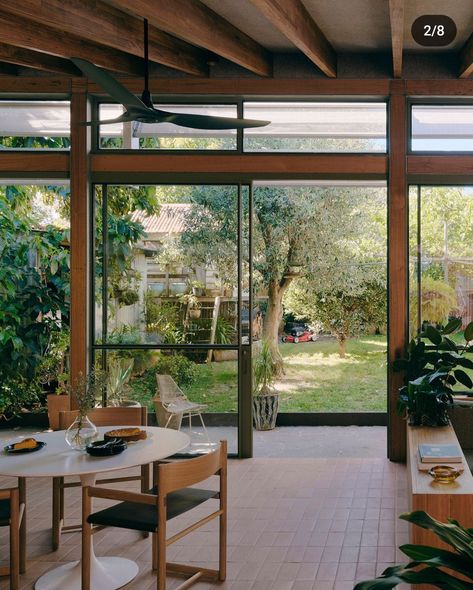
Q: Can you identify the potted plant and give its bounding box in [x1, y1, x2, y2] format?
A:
[253, 339, 279, 430]
[212, 317, 237, 362]
[46, 382, 70, 431]
[190, 280, 206, 297]
[179, 292, 201, 319]
[394, 318, 473, 427]
[355, 510, 473, 589]
[106, 358, 139, 407]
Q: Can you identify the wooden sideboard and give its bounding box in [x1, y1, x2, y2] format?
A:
[407, 423, 473, 588]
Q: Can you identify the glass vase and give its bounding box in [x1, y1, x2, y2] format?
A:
[64, 414, 98, 451]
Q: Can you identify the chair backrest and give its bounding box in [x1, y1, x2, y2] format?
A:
[58, 406, 147, 430]
[158, 440, 227, 496]
[156, 374, 186, 405]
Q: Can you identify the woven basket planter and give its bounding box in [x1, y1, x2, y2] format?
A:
[253, 393, 279, 431]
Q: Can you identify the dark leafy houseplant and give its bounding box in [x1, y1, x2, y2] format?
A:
[394, 318, 473, 426]
[354, 510, 473, 589]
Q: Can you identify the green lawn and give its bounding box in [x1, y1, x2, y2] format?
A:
[277, 335, 387, 412]
[129, 335, 387, 412]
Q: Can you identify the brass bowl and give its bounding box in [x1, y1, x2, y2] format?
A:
[428, 465, 461, 484]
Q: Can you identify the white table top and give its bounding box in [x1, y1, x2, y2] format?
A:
[0, 426, 189, 479]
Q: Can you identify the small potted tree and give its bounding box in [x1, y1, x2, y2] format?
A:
[253, 339, 279, 430]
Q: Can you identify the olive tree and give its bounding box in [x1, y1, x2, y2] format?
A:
[180, 184, 374, 369]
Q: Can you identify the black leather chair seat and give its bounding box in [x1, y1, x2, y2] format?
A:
[0, 498, 10, 525]
[88, 488, 218, 533]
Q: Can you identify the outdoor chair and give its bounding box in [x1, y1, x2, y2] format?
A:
[0, 479, 26, 590]
[81, 440, 227, 590]
[156, 374, 212, 450]
[51, 406, 149, 550]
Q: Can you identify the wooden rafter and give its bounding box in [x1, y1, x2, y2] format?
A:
[0, 43, 80, 76]
[389, 0, 404, 78]
[0, 0, 208, 76]
[460, 33, 473, 78]
[247, 0, 336, 77]
[107, 0, 272, 77]
[0, 10, 142, 75]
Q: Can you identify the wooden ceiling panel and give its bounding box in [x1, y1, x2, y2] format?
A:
[247, 0, 336, 77]
[389, 0, 404, 78]
[0, 0, 208, 76]
[106, 0, 272, 77]
[0, 43, 80, 76]
[0, 10, 144, 75]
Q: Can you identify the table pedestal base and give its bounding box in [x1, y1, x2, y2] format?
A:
[35, 555, 139, 590]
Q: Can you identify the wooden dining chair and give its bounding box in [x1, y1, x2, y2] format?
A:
[51, 405, 149, 550]
[0, 479, 26, 590]
[81, 440, 227, 590]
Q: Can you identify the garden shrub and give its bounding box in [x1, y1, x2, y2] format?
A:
[153, 353, 197, 386]
[0, 378, 41, 419]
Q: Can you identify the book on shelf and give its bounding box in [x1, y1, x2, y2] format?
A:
[418, 443, 462, 463]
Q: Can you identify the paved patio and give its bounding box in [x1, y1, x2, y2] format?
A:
[0, 426, 409, 589]
[0, 455, 407, 590]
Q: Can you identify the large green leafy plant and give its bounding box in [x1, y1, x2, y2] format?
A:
[354, 510, 473, 589]
[0, 192, 70, 416]
[394, 318, 473, 426]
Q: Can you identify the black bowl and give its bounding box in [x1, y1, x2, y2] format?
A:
[86, 438, 127, 457]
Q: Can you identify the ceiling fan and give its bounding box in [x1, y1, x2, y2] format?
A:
[71, 19, 270, 130]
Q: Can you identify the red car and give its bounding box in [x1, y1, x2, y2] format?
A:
[281, 327, 318, 343]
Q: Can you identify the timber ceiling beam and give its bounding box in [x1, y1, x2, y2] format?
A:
[460, 33, 473, 78]
[389, 0, 404, 78]
[107, 0, 272, 77]
[0, 43, 80, 76]
[0, 0, 208, 76]
[247, 0, 336, 77]
[0, 10, 142, 75]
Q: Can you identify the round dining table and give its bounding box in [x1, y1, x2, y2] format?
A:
[0, 425, 190, 590]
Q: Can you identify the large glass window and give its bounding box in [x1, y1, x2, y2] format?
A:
[243, 102, 387, 152]
[251, 181, 387, 414]
[411, 105, 473, 152]
[93, 183, 247, 455]
[94, 184, 240, 346]
[98, 104, 237, 150]
[0, 101, 70, 149]
[409, 186, 473, 335]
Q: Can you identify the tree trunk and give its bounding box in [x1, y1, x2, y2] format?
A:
[262, 281, 285, 373]
[337, 334, 347, 358]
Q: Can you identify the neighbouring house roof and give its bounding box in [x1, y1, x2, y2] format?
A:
[131, 203, 191, 235]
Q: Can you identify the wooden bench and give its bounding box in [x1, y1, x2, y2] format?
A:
[407, 423, 473, 545]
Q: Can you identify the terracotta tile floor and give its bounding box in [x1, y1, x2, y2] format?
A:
[0, 448, 408, 590]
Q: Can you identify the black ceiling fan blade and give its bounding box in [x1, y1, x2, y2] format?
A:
[81, 113, 138, 126]
[153, 109, 270, 130]
[71, 58, 147, 110]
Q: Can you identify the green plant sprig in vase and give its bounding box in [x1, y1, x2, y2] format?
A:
[64, 371, 105, 451]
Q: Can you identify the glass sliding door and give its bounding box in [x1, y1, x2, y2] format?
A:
[409, 185, 473, 333]
[92, 183, 250, 456]
[251, 181, 387, 418]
